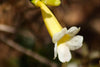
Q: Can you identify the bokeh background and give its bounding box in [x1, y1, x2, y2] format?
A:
[0, 0, 100, 67]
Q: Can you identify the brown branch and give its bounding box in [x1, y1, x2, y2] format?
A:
[0, 24, 15, 33]
[0, 35, 57, 67]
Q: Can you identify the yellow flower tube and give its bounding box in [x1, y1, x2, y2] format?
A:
[32, 0, 62, 38]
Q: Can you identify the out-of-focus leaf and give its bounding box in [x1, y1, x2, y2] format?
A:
[8, 57, 20, 67]
[15, 28, 35, 49]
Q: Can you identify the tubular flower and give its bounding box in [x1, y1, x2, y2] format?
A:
[31, 0, 83, 63]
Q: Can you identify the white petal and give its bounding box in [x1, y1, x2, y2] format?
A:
[52, 27, 67, 43]
[57, 44, 71, 63]
[54, 42, 57, 59]
[66, 26, 80, 37]
[66, 35, 83, 50]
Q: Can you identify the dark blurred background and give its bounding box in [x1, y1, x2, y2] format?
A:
[0, 0, 99, 67]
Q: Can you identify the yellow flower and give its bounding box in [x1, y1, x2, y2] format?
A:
[41, 0, 61, 6]
[31, 0, 61, 6]
[31, 0, 83, 63]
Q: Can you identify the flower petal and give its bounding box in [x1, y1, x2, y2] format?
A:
[53, 27, 67, 43]
[66, 35, 83, 50]
[54, 42, 57, 59]
[66, 26, 80, 37]
[57, 44, 71, 63]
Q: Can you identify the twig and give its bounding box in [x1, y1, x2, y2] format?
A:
[0, 24, 15, 33]
[0, 35, 57, 67]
